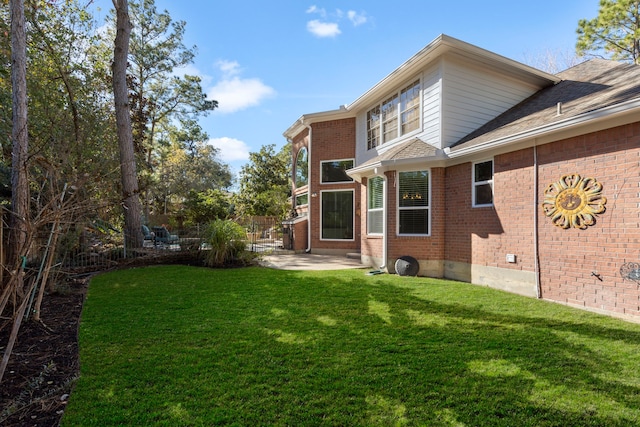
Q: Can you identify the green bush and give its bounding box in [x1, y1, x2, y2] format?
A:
[202, 219, 251, 267]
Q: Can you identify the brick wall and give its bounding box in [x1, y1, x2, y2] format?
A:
[307, 119, 361, 253]
[385, 168, 446, 262]
[537, 122, 640, 316]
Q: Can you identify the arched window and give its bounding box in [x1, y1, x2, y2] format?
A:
[295, 147, 308, 188]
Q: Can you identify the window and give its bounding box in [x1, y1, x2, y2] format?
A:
[398, 170, 429, 235]
[367, 176, 384, 235]
[381, 94, 399, 144]
[295, 193, 308, 207]
[295, 147, 308, 188]
[367, 107, 380, 149]
[400, 80, 420, 134]
[473, 160, 493, 207]
[321, 190, 354, 240]
[321, 159, 354, 183]
[367, 79, 420, 150]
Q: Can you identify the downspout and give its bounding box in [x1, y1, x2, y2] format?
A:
[533, 142, 542, 299]
[381, 173, 388, 271]
[303, 121, 312, 253]
[375, 168, 388, 271]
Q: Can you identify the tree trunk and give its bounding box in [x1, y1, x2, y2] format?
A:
[8, 0, 28, 289]
[112, 0, 142, 250]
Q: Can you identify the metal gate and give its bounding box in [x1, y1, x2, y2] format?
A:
[242, 216, 285, 253]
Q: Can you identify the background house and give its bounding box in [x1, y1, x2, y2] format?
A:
[283, 34, 640, 320]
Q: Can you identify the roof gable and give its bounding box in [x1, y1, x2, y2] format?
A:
[451, 59, 640, 152]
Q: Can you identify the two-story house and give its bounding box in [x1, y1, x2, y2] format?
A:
[283, 34, 640, 319]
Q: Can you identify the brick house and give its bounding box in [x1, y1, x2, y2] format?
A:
[283, 34, 640, 319]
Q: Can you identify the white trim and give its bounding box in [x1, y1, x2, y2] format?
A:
[472, 159, 494, 208]
[294, 192, 309, 208]
[366, 77, 423, 150]
[396, 169, 431, 236]
[319, 189, 356, 242]
[294, 147, 309, 189]
[367, 176, 385, 236]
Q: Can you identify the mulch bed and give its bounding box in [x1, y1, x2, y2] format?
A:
[0, 252, 247, 426]
[0, 279, 87, 427]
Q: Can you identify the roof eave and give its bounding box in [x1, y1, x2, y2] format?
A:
[347, 153, 448, 182]
[446, 98, 640, 159]
[346, 34, 560, 112]
[283, 106, 354, 139]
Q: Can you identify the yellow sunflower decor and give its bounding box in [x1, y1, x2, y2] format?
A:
[542, 173, 607, 229]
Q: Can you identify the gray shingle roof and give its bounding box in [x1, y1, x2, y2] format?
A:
[358, 138, 438, 168]
[451, 59, 640, 151]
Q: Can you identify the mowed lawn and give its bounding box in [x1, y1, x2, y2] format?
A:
[62, 265, 640, 426]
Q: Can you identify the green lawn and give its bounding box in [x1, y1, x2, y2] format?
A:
[62, 265, 640, 426]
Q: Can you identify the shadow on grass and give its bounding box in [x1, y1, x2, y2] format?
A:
[264, 270, 640, 426]
[69, 266, 640, 426]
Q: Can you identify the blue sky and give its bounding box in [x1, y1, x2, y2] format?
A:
[90, 0, 599, 183]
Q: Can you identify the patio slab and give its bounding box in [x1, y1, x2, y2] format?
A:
[259, 253, 368, 271]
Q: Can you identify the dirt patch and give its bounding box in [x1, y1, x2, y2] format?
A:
[0, 279, 87, 427]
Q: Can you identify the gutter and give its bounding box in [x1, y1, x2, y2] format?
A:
[303, 120, 312, 253]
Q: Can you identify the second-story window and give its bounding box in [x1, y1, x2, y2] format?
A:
[367, 79, 421, 150]
[295, 147, 308, 188]
[321, 159, 354, 183]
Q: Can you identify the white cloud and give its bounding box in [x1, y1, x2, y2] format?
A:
[208, 61, 276, 114]
[216, 60, 241, 77]
[306, 5, 326, 16]
[208, 137, 250, 163]
[347, 10, 367, 26]
[307, 20, 341, 38]
[305, 6, 369, 37]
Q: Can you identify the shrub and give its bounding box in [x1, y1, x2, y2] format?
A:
[202, 219, 251, 267]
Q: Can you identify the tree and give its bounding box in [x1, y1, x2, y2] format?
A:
[113, 0, 217, 218]
[235, 143, 291, 219]
[7, 0, 28, 277]
[183, 189, 232, 225]
[153, 119, 231, 217]
[522, 48, 582, 73]
[113, 0, 143, 249]
[576, 0, 640, 64]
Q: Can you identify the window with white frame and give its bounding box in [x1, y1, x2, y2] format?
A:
[321, 190, 354, 240]
[398, 170, 429, 235]
[473, 160, 493, 207]
[367, 176, 384, 235]
[367, 79, 421, 150]
[295, 147, 308, 188]
[321, 159, 354, 183]
[295, 193, 308, 207]
[367, 107, 381, 150]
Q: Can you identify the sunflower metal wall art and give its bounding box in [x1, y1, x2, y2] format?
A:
[542, 173, 607, 229]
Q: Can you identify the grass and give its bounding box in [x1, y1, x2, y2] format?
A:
[62, 265, 640, 426]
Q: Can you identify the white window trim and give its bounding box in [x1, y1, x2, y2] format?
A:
[319, 189, 355, 242]
[366, 78, 422, 150]
[294, 147, 309, 189]
[367, 176, 384, 236]
[294, 192, 309, 208]
[472, 159, 494, 208]
[320, 158, 355, 185]
[396, 169, 431, 236]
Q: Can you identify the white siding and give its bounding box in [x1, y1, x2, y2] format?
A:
[355, 62, 443, 165]
[354, 109, 372, 166]
[353, 55, 542, 166]
[420, 62, 443, 148]
[441, 56, 540, 147]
